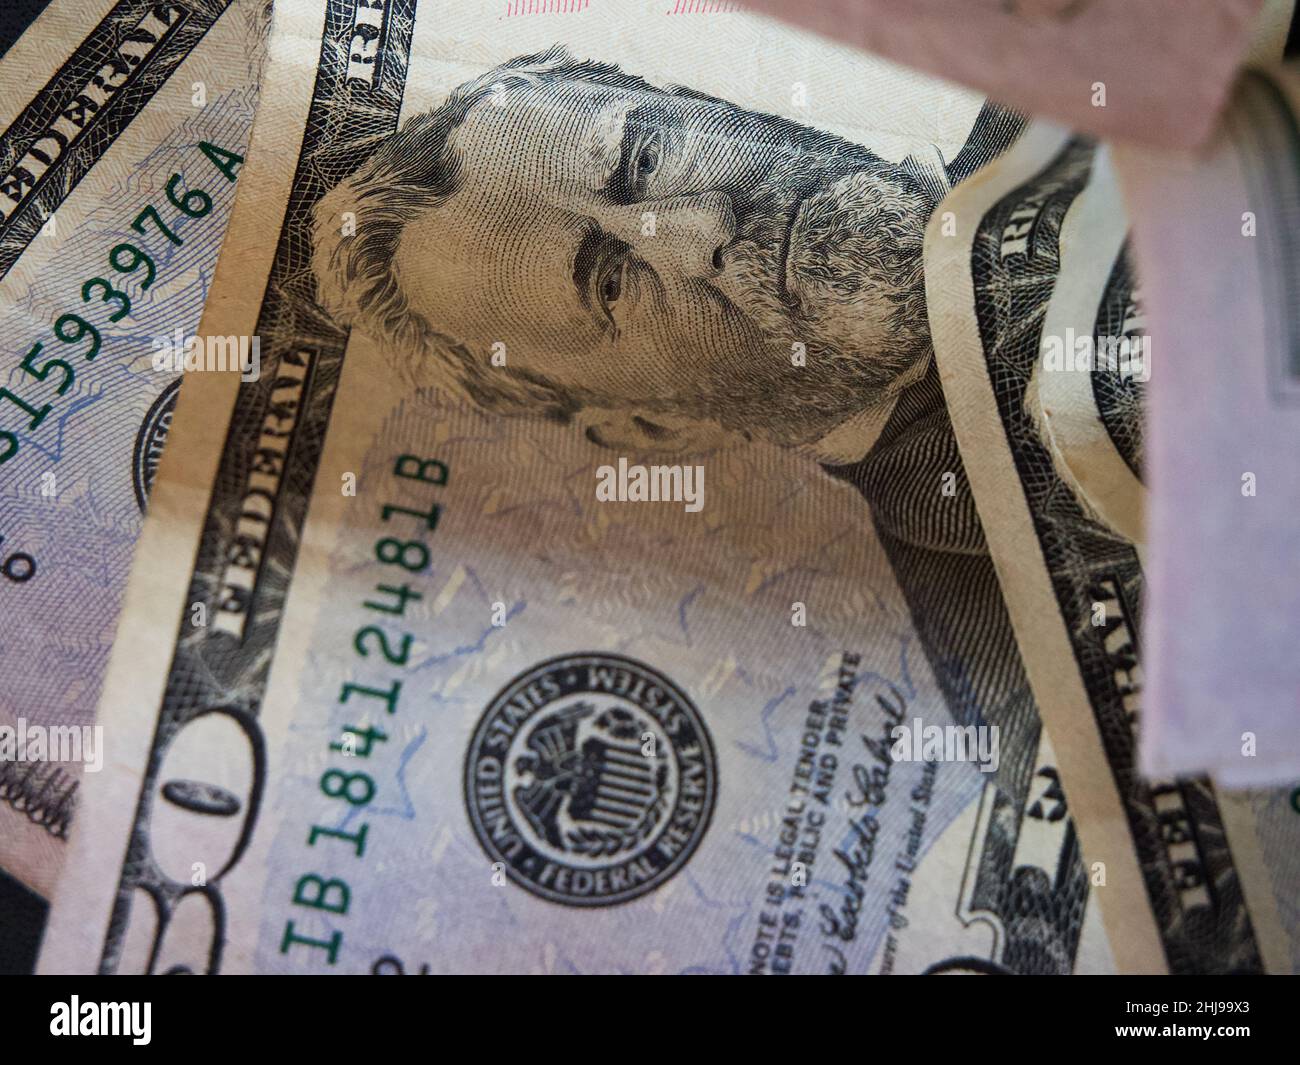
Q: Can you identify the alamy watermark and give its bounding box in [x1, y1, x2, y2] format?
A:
[1041, 328, 1151, 382]
[0, 718, 103, 773]
[151, 327, 260, 381]
[890, 718, 999, 774]
[596, 457, 704, 513]
[50, 997, 151, 1044]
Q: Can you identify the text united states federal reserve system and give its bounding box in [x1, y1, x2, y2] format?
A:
[0, 0, 1295, 984]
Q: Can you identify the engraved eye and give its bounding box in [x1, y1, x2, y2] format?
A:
[635, 136, 660, 179]
[598, 259, 625, 311]
[628, 132, 662, 197]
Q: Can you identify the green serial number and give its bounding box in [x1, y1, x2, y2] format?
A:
[0, 140, 243, 466]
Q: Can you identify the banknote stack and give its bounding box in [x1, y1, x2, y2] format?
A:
[0, 0, 1296, 978]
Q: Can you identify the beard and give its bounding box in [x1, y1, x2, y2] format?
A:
[698, 125, 935, 447]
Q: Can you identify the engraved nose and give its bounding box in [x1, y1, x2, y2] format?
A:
[631, 192, 734, 278]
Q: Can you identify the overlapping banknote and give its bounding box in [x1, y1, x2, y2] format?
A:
[1115, 67, 1300, 787]
[3, 0, 1296, 975]
[0, 0, 270, 902]
[742, 0, 1270, 149]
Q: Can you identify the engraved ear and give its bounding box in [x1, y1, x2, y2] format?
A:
[579, 410, 735, 454]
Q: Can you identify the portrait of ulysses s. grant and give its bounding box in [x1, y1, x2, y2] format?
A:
[310, 46, 1039, 784]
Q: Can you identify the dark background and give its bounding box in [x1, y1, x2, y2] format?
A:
[0, 0, 48, 59]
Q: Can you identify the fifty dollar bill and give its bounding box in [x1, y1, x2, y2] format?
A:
[39, 0, 1282, 974]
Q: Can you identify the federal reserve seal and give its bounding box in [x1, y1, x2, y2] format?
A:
[132, 377, 181, 512]
[464, 653, 716, 907]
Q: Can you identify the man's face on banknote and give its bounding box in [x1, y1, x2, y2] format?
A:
[314, 49, 935, 449]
